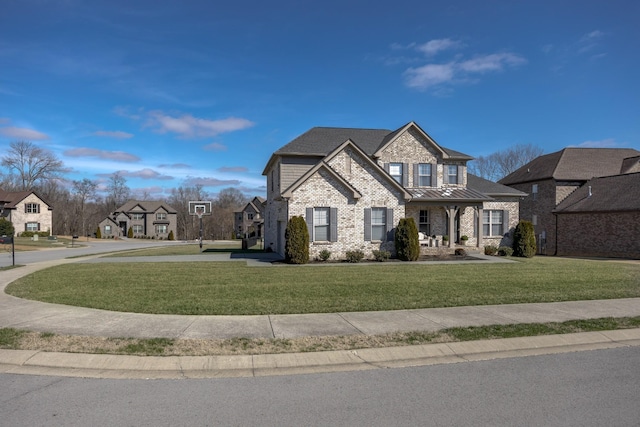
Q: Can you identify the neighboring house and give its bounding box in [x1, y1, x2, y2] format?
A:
[234, 196, 266, 238]
[0, 189, 53, 236]
[262, 122, 525, 259]
[499, 148, 640, 257]
[98, 200, 177, 239]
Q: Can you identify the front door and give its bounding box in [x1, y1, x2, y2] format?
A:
[119, 221, 127, 236]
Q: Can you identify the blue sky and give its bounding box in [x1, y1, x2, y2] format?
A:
[1, 0, 638, 199]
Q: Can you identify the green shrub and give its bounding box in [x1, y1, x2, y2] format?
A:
[512, 220, 536, 258]
[484, 245, 497, 255]
[96, 227, 102, 239]
[345, 250, 364, 263]
[395, 217, 420, 261]
[284, 216, 309, 264]
[318, 249, 331, 262]
[498, 246, 513, 256]
[127, 226, 133, 238]
[454, 248, 467, 256]
[460, 235, 469, 241]
[168, 230, 175, 241]
[0, 218, 15, 237]
[372, 249, 390, 262]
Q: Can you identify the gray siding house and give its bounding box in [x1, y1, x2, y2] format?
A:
[98, 200, 177, 239]
[262, 122, 525, 259]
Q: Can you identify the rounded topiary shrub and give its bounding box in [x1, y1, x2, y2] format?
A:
[127, 226, 133, 238]
[512, 220, 536, 258]
[395, 217, 420, 261]
[285, 216, 309, 264]
[96, 227, 102, 239]
[168, 230, 175, 241]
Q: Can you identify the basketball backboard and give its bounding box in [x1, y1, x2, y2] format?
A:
[188, 201, 212, 217]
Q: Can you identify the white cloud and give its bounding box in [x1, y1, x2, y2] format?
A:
[184, 176, 241, 187]
[458, 53, 526, 73]
[404, 63, 455, 89]
[204, 142, 227, 151]
[0, 126, 50, 140]
[93, 130, 134, 139]
[574, 138, 619, 148]
[64, 147, 140, 162]
[98, 168, 174, 180]
[416, 38, 462, 56]
[218, 166, 248, 173]
[145, 111, 254, 138]
[404, 53, 526, 90]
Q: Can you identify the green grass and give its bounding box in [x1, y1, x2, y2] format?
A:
[104, 241, 246, 257]
[5, 257, 640, 315]
[0, 328, 25, 349]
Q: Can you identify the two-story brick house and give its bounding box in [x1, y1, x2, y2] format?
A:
[0, 189, 53, 236]
[262, 122, 525, 259]
[234, 196, 266, 239]
[98, 200, 177, 239]
[499, 148, 640, 258]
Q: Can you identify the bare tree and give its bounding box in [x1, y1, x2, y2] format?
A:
[212, 187, 248, 240]
[1, 141, 66, 191]
[167, 184, 209, 240]
[72, 178, 98, 237]
[105, 172, 130, 212]
[468, 143, 544, 181]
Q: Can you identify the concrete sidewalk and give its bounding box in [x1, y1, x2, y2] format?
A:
[1, 254, 639, 378]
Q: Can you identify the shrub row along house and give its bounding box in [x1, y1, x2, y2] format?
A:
[500, 148, 640, 259]
[98, 200, 177, 239]
[262, 122, 525, 259]
[0, 189, 52, 236]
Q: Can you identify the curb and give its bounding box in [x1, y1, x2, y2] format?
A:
[2, 328, 639, 379]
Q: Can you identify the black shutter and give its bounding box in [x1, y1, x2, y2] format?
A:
[330, 208, 338, 242]
[384, 163, 389, 174]
[443, 165, 449, 184]
[402, 163, 409, 187]
[503, 210, 509, 235]
[432, 163, 437, 187]
[306, 208, 313, 242]
[457, 166, 463, 185]
[386, 208, 394, 241]
[364, 208, 371, 241]
[413, 164, 419, 187]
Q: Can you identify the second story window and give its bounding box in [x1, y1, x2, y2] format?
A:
[389, 163, 403, 184]
[25, 203, 40, 213]
[418, 164, 432, 187]
[247, 213, 254, 220]
[132, 213, 144, 220]
[446, 165, 458, 185]
[156, 213, 167, 221]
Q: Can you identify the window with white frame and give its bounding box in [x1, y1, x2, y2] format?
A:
[313, 207, 330, 241]
[133, 225, 143, 233]
[132, 213, 144, 220]
[532, 184, 538, 201]
[483, 210, 504, 237]
[418, 164, 431, 187]
[156, 212, 167, 220]
[26, 222, 39, 232]
[419, 210, 430, 234]
[25, 203, 40, 213]
[389, 163, 403, 184]
[156, 224, 168, 234]
[447, 165, 458, 184]
[371, 208, 386, 241]
[104, 225, 112, 235]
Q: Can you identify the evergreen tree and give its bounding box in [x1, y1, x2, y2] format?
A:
[0, 218, 15, 237]
[395, 217, 420, 261]
[285, 216, 309, 264]
[512, 220, 536, 257]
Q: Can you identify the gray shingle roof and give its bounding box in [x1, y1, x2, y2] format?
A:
[554, 172, 640, 212]
[467, 174, 527, 197]
[274, 126, 473, 159]
[499, 148, 640, 185]
[116, 200, 177, 214]
[408, 186, 492, 202]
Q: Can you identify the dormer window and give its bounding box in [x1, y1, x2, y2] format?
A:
[446, 165, 458, 185]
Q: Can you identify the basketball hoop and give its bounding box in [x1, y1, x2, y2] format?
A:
[188, 201, 212, 252]
[195, 205, 205, 219]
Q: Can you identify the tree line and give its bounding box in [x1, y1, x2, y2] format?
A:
[1, 141, 249, 240]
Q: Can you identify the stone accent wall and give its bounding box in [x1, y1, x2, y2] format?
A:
[10, 194, 52, 235]
[557, 211, 640, 259]
[482, 199, 521, 248]
[287, 147, 406, 260]
[378, 128, 467, 188]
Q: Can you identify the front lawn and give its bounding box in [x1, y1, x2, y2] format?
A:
[5, 257, 639, 315]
